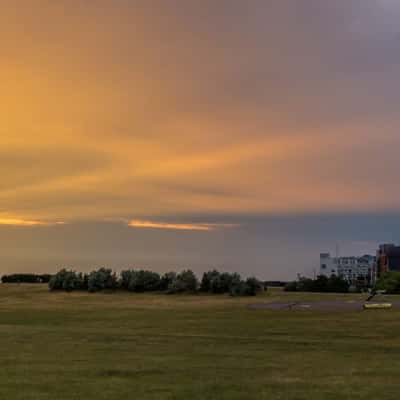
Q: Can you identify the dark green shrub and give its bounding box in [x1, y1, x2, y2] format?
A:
[159, 272, 176, 291]
[200, 270, 242, 294]
[167, 270, 198, 294]
[326, 275, 349, 293]
[48, 267, 264, 296]
[245, 277, 264, 295]
[284, 275, 349, 293]
[88, 268, 118, 292]
[200, 270, 220, 292]
[284, 281, 298, 292]
[230, 277, 263, 296]
[120, 270, 132, 290]
[49, 269, 83, 292]
[375, 272, 400, 294]
[127, 270, 161, 292]
[2, 274, 52, 283]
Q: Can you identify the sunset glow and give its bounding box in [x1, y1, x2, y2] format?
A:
[0, 218, 64, 227]
[1, 1, 400, 279]
[128, 220, 238, 231]
[2, 1, 400, 227]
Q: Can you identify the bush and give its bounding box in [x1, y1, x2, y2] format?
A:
[2, 274, 52, 284]
[284, 281, 298, 292]
[49, 269, 84, 292]
[48, 267, 264, 296]
[375, 272, 400, 294]
[88, 268, 118, 292]
[230, 277, 264, 296]
[245, 277, 264, 295]
[159, 272, 176, 291]
[120, 270, 132, 290]
[200, 270, 220, 292]
[326, 275, 349, 293]
[284, 275, 349, 293]
[128, 270, 161, 292]
[167, 270, 198, 294]
[200, 270, 242, 294]
[120, 270, 162, 292]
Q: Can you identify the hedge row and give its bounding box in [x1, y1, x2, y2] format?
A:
[49, 268, 264, 296]
[1, 274, 52, 284]
[284, 275, 349, 293]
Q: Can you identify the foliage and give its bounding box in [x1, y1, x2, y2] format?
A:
[120, 270, 132, 290]
[49, 269, 86, 292]
[230, 277, 264, 296]
[283, 280, 298, 292]
[1, 274, 52, 284]
[167, 270, 198, 294]
[88, 268, 118, 292]
[284, 275, 349, 293]
[374, 272, 400, 294]
[245, 277, 265, 295]
[48, 267, 263, 296]
[200, 270, 220, 292]
[124, 270, 161, 292]
[200, 270, 242, 294]
[159, 272, 177, 291]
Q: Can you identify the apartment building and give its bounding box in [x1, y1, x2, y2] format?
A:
[319, 253, 375, 284]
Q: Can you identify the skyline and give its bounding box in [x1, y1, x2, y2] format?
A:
[2, 1, 400, 278]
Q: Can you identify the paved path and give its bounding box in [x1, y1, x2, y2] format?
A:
[248, 300, 400, 311]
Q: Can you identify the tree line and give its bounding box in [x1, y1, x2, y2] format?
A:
[48, 268, 264, 296]
[1, 274, 52, 284]
[284, 275, 350, 293]
[285, 272, 400, 294]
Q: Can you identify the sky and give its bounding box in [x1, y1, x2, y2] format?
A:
[2, 1, 400, 279]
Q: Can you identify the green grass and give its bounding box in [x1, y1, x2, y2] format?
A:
[1, 285, 400, 399]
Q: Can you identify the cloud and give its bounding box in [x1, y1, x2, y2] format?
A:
[127, 220, 238, 231]
[1, 0, 400, 222]
[0, 218, 64, 227]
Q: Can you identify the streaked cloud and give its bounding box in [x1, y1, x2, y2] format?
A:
[128, 220, 238, 231]
[1, 1, 400, 223]
[2, 1, 400, 279]
[0, 218, 64, 227]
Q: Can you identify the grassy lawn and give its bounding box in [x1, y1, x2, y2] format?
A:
[1, 285, 400, 399]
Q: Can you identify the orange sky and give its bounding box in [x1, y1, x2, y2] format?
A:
[2, 1, 400, 228]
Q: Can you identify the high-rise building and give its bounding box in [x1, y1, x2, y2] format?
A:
[376, 244, 400, 276]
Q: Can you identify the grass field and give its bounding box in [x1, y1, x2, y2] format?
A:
[1, 285, 400, 399]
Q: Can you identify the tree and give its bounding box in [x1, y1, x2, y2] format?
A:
[284, 281, 298, 292]
[2, 274, 52, 284]
[200, 270, 242, 294]
[88, 268, 117, 292]
[284, 275, 349, 293]
[167, 270, 198, 294]
[120, 270, 132, 290]
[160, 272, 176, 291]
[375, 272, 400, 294]
[62, 271, 83, 292]
[200, 270, 220, 292]
[127, 270, 161, 292]
[326, 275, 349, 293]
[230, 277, 263, 296]
[49, 269, 83, 292]
[245, 277, 264, 295]
[47, 267, 265, 296]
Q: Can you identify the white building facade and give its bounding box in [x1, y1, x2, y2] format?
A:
[319, 253, 375, 284]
